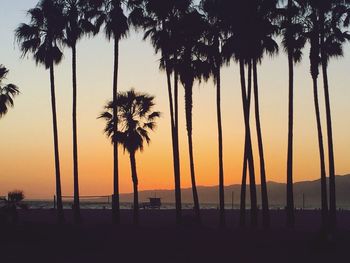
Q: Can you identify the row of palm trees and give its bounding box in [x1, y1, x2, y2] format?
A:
[13, 0, 350, 230]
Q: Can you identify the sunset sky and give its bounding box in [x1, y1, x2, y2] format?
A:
[0, 1, 349, 199]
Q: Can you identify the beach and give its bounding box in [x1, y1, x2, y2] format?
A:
[1, 209, 350, 263]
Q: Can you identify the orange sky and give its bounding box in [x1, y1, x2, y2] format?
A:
[1, 1, 350, 199]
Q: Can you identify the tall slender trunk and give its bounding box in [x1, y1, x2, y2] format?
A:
[252, 60, 270, 228]
[320, 13, 336, 230]
[184, 82, 200, 223]
[72, 44, 81, 224]
[286, 34, 295, 229]
[239, 151, 248, 227]
[112, 37, 120, 224]
[216, 66, 225, 228]
[173, 65, 182, 224]
[49, 63, 64, 224]
[129, 151, 139, 225]
[165, 59, 181, 225]
[310, 11, 328, 230]
[239, 59, 257, 227]
[239, 61, 252, 227]
[174, 68, 179, 136]
[322, 62, 335, 230]
[312, 75, 328, 230]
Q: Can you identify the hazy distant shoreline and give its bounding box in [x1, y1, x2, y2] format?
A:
[22, 174, 350, 209]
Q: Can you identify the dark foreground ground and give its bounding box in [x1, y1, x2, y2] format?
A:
[1, 209, 350, 263]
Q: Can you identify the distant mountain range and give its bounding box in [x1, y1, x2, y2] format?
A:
[120, 174, 350, 208]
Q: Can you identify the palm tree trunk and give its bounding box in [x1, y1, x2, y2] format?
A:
[252, 60, 270, 228]
[322, 62, 335, 230]
[174, 68, 179, 138]
[49, 63, 64, 224]
[320, 16, 336, 231]
[239, 59, 257, 227]
[216, 66, 225, 228]
[72, 44, 81, 224]
[310, 12, 328, 230]
[165, 60, 182, 225]
[286, 39, 295, 229]
[129, 152, 139, 225]
[112, 37, 120, 224]
[239, 154, 248, 227]
[174, 66, 182, 224]
[184, 83, 200, 223]
[239, 61, 252, 227]
[312, 75, 328, 230]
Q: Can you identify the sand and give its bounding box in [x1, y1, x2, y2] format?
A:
[1, 209, 349, 263]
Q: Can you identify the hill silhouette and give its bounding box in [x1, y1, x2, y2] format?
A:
[120, 174, 350, 208]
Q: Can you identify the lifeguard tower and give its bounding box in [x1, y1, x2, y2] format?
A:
[141, 197, 161, 209]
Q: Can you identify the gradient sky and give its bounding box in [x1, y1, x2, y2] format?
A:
[0, 1, 349, 199]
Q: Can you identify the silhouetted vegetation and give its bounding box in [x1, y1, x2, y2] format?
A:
[99, 89, 160, 225]
[10, 0, 350, 233]
[0, 65, 19, 118]
[15, 0, 66, 224]
[94, 0, 129, 224]
[7, 191, 25, 204]
[61, 0, 97, 225]
[0, 190, 25, 224]
[128, 0, 185, 224]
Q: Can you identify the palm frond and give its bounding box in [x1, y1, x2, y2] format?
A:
[0, 65, 9, 80]
[99, 88, 160, 154]
[16, 0, 65, 69]
[0, 82, 20, 118]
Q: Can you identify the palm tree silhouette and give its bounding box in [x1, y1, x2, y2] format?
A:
[319, 0, 350, 231]
[61, 0, 96, 224]
[305, 1, 329, 229]
[16, 0, 66, 223]
[200, 0, 227, 228]
[222, 1, 259, 227]
[129, 0, 186, 224]
[0, 65, 19, 118]
[176, 8, 210, 223]
[99, 89, 160, 225]
[250, 0, 279, 229]
[280, 0, 307, 229]
[240, 60, 258, 227]
[93, 0, 129, 224]
[239, 60, 253, 227]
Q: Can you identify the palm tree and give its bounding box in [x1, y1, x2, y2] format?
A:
[250, 0, 279, 229]
[93, 0, 129, 224]
[280, 0, 307, 229]
[128, 0, 186, 224]
[61, 0, 96, 224]
[305, 2, 329, 229]
[176, 8, 210, 223]
[99, 89, 160, 225]
[222, 0, 258, 227]
[15, 0, 66, 223]
[0, 66, 19, 118]
[200, 0, 227, 228]
[239, 60, 253, 227]
[239, 58, 258, 227]
[318, 0, 350, 231]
